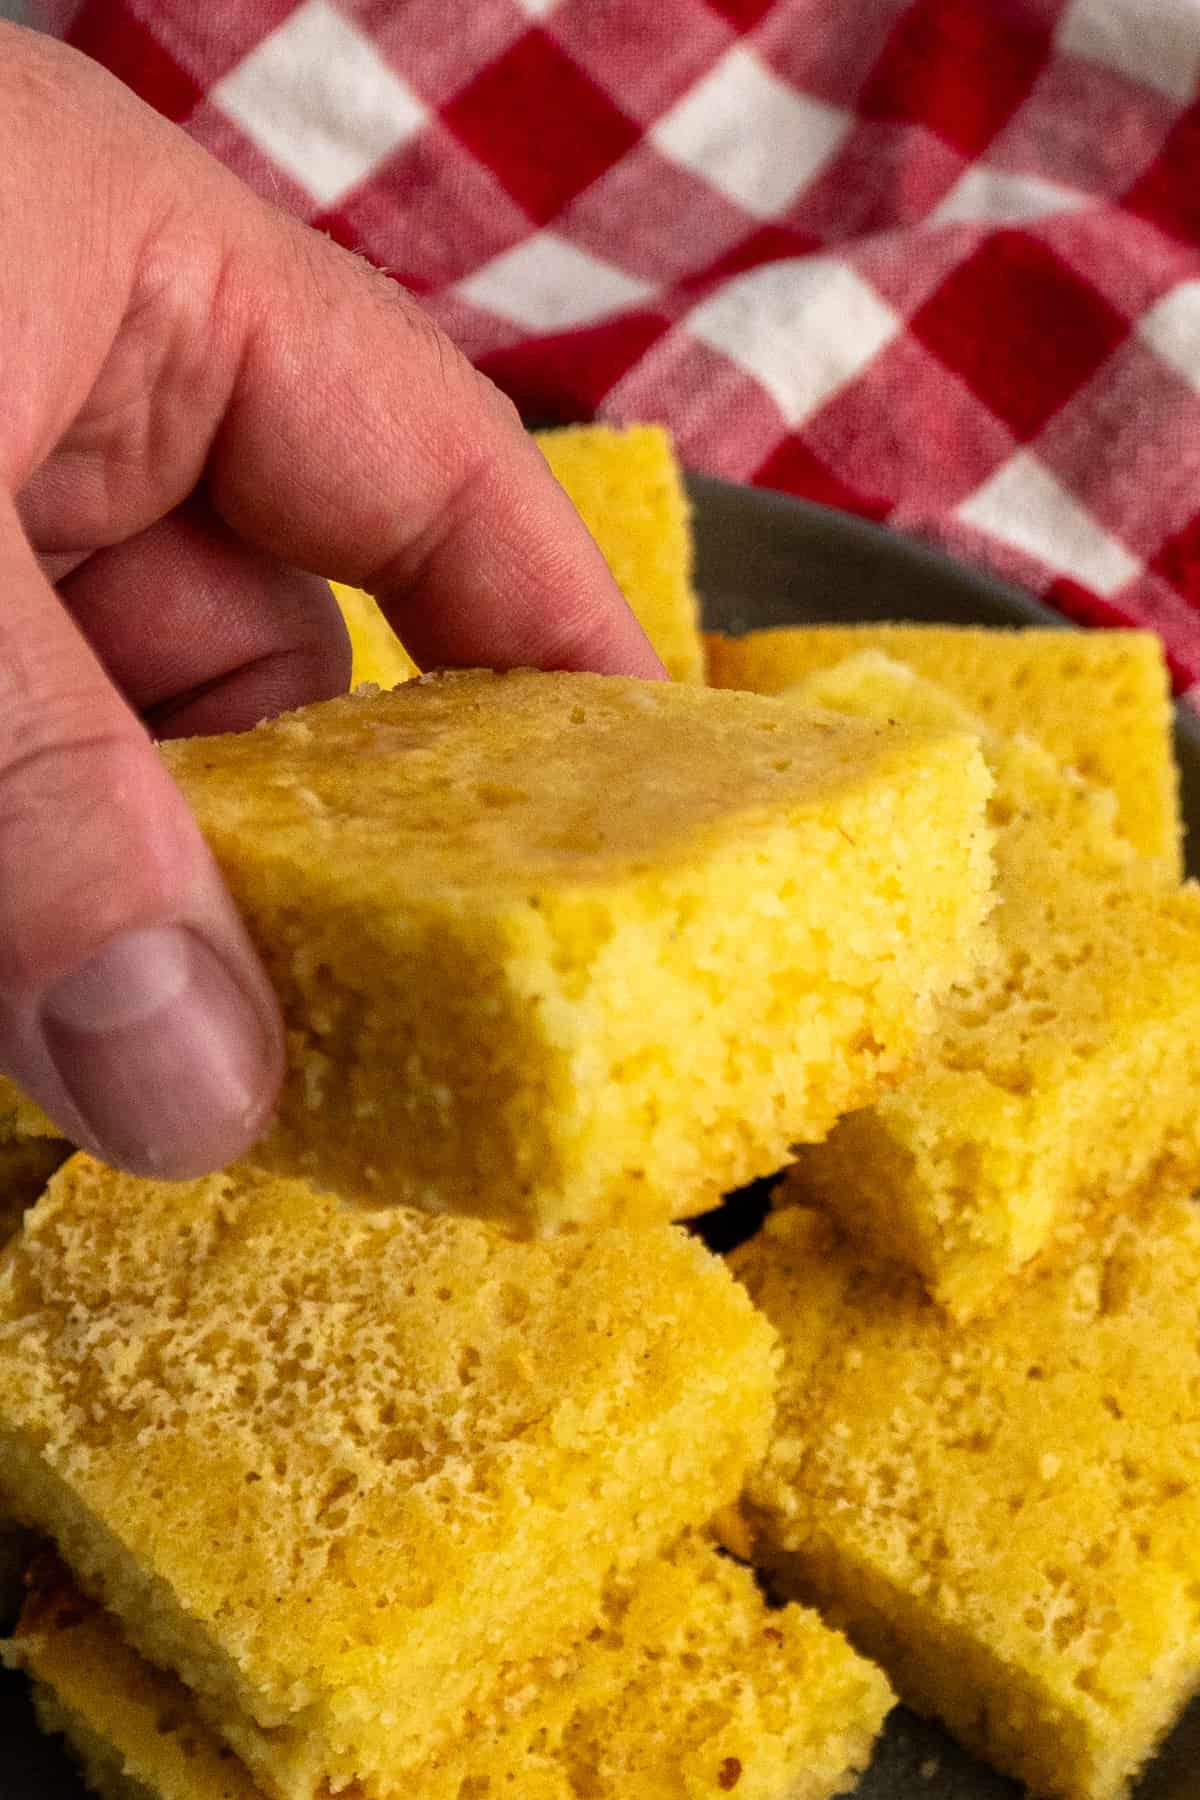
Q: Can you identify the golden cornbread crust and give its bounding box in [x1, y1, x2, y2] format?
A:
[733, 1201, 1200, 1800]
[706, 624, 1181, 873]
[0, 1155, 778, 1797]
[537, 423, 705, 683]
[160, 670, 994, 1231]
[8, 1539, 894, 1800]
[778, 653, 1200, 1319]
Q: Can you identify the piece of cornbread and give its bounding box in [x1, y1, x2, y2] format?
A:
[0, 1155, 778, 1798]
[158, 670, 992, 1230]
[331, 423, 703, 688]
[706, 625, 1180, 872]
[784, 653, 1159, 893]
[330, 583, 419, 690]
[8, 1539, 894, 1800]
[537, 423, 704, 682]
[731, 1199, 1200, 1800]
[778, 651, 1200, 1319]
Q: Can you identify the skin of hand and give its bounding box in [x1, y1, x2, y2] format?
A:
[0, 24, 664, 1182]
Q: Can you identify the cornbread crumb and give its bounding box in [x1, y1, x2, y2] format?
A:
[0, 1155, 778, 1797]
[706, 624, 1180, 871]
[161, 670, 993, 1230]
[733, 1200, 1200, 1800]
[538, 423, 704, 681]
[779, 652, 1200, 1318]
[9, 1538, 893, 1800]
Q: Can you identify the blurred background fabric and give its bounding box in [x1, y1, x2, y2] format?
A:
[26, 0, 1200, 699]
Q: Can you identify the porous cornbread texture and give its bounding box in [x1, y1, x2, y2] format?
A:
[706, 624, 1180, 872]
[161, 670, 994, 1230]
[331, 423, 702, 687]
[732, 1201, 1200, 1800]
[8, 1540, 894, 1800]
[537, 423, 704, 682]
[0, 1156, 778, 1798]
[330, 582, 419, 689]
[778, 651, 1200, 1319]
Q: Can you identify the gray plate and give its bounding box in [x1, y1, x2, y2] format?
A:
[2, 479, 1198, 1797]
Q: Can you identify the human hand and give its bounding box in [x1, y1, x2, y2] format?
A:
[0, 25, 663, 1181]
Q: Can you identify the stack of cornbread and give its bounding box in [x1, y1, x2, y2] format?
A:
[0, 424, 1196, 1800]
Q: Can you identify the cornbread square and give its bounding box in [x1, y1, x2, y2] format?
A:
[331, 423, 702, 687]
[780, 652, 1200, 1319]
[8, 1539, 894, 1800]
[732, 1199, 1200, 1800]
[706, 624, 1181, 872]
[537, 423, 704, 682]
[330, 583, 418, 690]
[0, 1155, 778, 1798]
[162, 670, 993, 1230]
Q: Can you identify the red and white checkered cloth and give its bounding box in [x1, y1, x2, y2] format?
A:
[36, 0, 1200, 698]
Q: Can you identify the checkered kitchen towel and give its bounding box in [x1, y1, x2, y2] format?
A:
[36, 0, 1200, 695]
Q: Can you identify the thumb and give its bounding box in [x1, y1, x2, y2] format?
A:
[0, 496, 283, 1177]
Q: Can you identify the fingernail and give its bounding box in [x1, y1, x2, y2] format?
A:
[41, 925, 277, 1178]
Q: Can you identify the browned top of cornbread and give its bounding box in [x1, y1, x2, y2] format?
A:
[160, 669, 984, 898]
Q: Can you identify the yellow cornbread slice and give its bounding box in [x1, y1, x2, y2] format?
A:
[330, 583, 418, 690]
[158, 670, 993, 1230]
[331, 423, 702, 687]
[731, 1199, 1200, 1800]
[706, 624, 1180, 872]
[783, 653, 1159, 892]
[537, 423, 704, 682]
[778, 652, 1200, 1319]
[0, 1155, 778, 1799]
[7, 1541, 894, 1800]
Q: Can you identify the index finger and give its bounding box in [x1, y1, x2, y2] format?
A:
[205, 213, 666, 680]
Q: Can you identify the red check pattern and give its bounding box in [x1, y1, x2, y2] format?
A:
[37, 0, 1200, 699]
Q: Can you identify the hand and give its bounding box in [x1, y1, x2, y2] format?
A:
[0, 25, 663, 1181]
